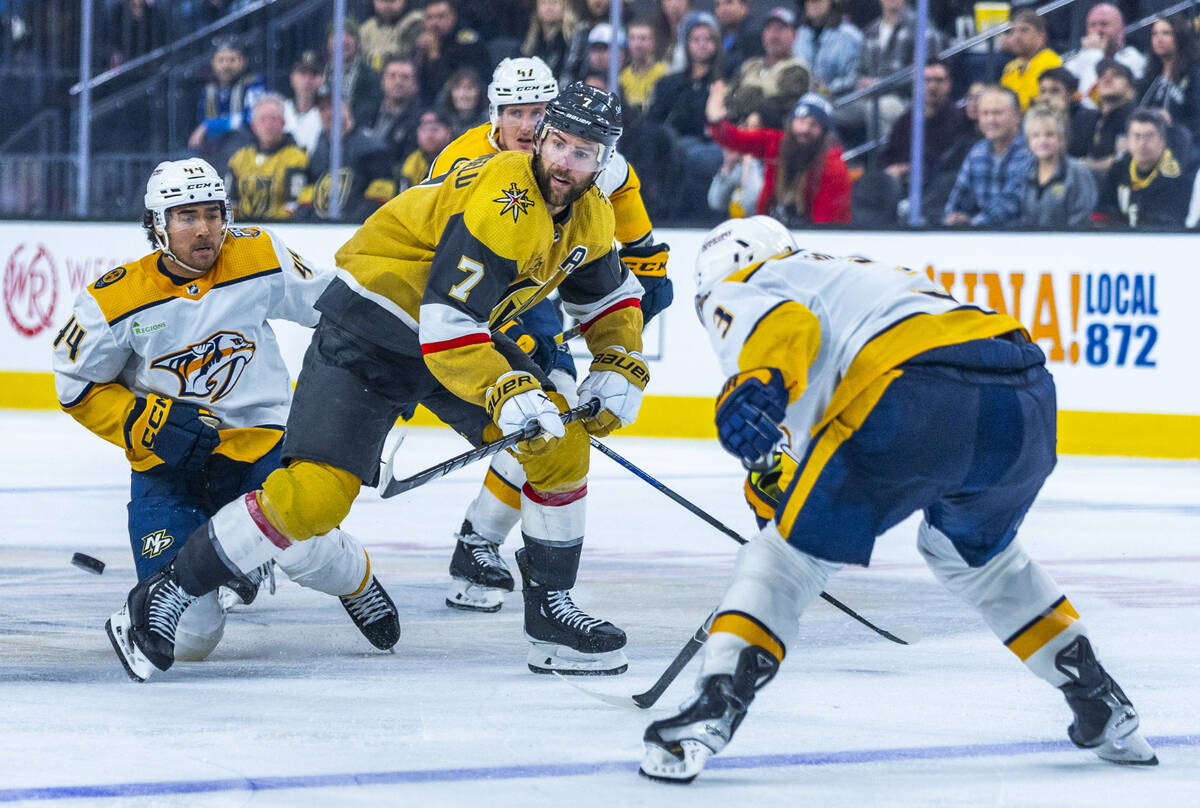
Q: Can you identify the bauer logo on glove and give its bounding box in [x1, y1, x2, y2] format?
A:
[577, 346, 649, 437]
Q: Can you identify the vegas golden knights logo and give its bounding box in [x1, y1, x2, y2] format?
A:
[315, 168, 354, 219]
[239, 175, 274, 218]
[151, 330, 256, 402]
[490, 276, 543, 329]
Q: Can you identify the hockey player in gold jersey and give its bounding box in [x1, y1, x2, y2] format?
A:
[426, 57, 673, 614]
[109, 86, 648, 679]
[53, 159, 400, 682]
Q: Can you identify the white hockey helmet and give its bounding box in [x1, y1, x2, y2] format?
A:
[694, 216, 797, 298]
[488, 57, 559, 129]
[144, 158, 232, 266]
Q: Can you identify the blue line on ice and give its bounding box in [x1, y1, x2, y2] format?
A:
[2, 735, 1195, 801]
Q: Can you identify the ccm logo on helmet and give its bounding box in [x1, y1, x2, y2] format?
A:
[701, 231, 733, 250]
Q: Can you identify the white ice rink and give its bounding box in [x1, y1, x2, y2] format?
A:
[1, 410, 1197, 806]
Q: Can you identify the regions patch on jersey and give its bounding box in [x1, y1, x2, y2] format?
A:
[150, 330, 256, 402]
[94, 267, 126, 289]
[493, 182, 535, 222]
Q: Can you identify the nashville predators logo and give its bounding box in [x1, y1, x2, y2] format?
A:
[150, 330, 256, 402]
[139, 529, 174, 559]
[493, 182, 534, 222]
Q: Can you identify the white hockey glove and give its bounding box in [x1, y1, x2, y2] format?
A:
[576, 346, 650, 437]
[485, 370, 566, 455]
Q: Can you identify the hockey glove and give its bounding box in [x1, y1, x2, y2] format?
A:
[620, 242, 674, 325]
[744, 450, 798, 527]
[498, 318, 558, 375]
[577, 346, 650, 437]
[715, 368, 788, 469]
[124, 394, 220, 472]
[485, 371, 566, 456]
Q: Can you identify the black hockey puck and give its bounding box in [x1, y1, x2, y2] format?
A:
[71, 552, 105, 575]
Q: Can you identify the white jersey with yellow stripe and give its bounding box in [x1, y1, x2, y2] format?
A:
[53, 227, 332, 437]
[698, 250, 1025, 455]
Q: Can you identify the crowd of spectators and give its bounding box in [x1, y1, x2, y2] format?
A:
[91, 0, 1200, 229]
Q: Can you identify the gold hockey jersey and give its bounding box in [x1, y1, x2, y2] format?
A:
[52, 227, 330, 471]
[427, 122, 654, 246]
[226, 137, 309, 221]
[326, 150, 644, 405]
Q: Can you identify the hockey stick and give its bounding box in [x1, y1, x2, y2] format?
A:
[588, 437, 917, 646]
[380, 401, 598, 498]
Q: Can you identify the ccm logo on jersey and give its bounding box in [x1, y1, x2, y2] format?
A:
[150, 330, 256, 402]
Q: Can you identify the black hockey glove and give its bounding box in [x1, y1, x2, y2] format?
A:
[125, 395, 220, 472]
[619, 242, 673, 325]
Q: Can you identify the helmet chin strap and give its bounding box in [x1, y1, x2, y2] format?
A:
[153, 213, 226, 276]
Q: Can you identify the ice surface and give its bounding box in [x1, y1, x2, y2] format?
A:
[1, 411, 1197, 806]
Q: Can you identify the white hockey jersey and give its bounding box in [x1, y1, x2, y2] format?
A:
[698, 250, 1026, 456]
[52, 226, 331, 471]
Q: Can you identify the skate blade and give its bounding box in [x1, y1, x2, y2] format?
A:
[638, 740, 711, 784]
[1096, 730, 1159, 766]
[105, 609, 154, 683]
[526, 644, 628, 676]
[445, 579, 504, 612]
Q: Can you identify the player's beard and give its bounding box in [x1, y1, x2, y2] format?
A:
[534, 153, 594, 212]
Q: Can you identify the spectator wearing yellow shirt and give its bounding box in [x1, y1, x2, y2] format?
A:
[620, 20, 670, 117]
[1001, 10, 1062, 110]
[397, 109, 455, 191]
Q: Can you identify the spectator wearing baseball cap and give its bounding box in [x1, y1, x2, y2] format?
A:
[284, 51, 325, 154]
[1036, 66, 1100, 160]
[397, 108, 455, 191]
[706, 86, 851, 222]
[723, 6, 810, 129]
[1000, 9, 1062, 110]
[584, 22, 627, 79]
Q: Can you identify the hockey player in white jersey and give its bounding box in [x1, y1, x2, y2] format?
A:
[51, 158, 399, 682]
[639, 216, 1156, 783]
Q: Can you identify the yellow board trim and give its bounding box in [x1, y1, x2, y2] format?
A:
[709, 612, 785, 662]
[5, 372, 1199, 458]
[1007, 598, 1080, 662]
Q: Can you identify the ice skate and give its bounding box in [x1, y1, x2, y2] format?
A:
[1057, 636, 1157, 766]
[105, 562, 197, 682]
[517, 548, 626, 675]
[640, 645, 779, 783]
[217, 560, 275, 611]
[340, 575, 401, 651]
[446, 521, 514, 613]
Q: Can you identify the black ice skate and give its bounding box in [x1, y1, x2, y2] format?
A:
[640, 645, 779, 784]
[517, 548, 627, 676]
[1057, 636, 1157, 765]
[105, 562, 197, 682]
[218, 560, 275, 611]
[340, 575, 401, 651]
[446, 521, 514, 613]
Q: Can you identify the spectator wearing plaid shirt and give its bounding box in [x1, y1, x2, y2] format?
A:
[944, 86, 1034, 227]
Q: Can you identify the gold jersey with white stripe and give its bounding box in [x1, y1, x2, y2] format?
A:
[427, 122, 654, 246]
[51, 227, 331, 470]
[323, 150, 644, 406]
[698, 250, 1026, 456]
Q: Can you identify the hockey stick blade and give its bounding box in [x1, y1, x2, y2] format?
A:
[552, 672, 639, 708]
[552, 615, 712, 710]
[380, 400, 598, 499]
